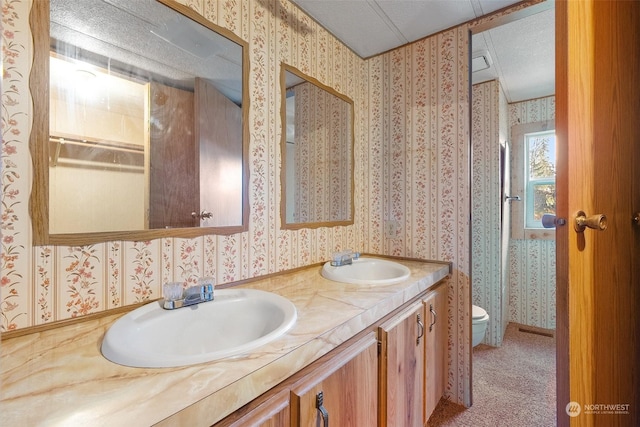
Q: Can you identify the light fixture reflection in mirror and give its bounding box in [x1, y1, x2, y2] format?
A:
[30, 0, 249, 245]
[280, 64, 355, 229]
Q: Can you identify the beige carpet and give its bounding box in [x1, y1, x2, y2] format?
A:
[428, 323, 556, 427]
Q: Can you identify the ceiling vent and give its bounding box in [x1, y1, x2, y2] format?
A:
[472, 50, 493, 72]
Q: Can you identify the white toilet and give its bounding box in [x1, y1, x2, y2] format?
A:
[472, 305, 489, 347]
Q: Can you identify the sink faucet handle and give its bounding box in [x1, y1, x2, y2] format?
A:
[197, 276, 215, 299]
[163, 282, 183, 301]
[329, 250, 361, 266]
[198, 276, 215, 289]
[341, 249, 360, 262]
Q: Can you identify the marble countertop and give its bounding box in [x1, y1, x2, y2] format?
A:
[0, 257, 450, 426]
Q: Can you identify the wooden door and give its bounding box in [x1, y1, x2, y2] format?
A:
[378, 301, 425, 427]
[290, 334, 378, 426]
[556, 1, 640, 426]
[195, 78, 243, 227]
[424, 284, 447, 421]
[148, 82, 198, 228]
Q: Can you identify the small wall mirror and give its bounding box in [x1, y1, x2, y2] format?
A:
[280, 64, 355, 229]
[30, 0, 249, 245]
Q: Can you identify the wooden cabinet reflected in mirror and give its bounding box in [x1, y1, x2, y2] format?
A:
[280, 64, 355, 229]
[30, 0, 249, 245]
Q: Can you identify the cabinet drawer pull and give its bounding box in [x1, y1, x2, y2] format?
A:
[429, 304, 437, 332]
[316, 391, 329, 427]
[417, 313, 424, 345]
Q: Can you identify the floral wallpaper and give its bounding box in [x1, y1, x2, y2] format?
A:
[508, 96, 557, 330]
[367, 27, 471, 405]
[472, 83, 556, 343]
[471, 79, 508, 347]
[292, 81, 351, 223]
[2, 0, 29, 330]
[0, 0, 366, 330]
[0, 0, 542, 409]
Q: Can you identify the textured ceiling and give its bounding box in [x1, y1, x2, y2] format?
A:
[291, 0, 555, 103]
[50, 0, 243, 104]
[53, 0, 554, 107]
[472, 6, 555, 102]
[291, 0, 521, 58]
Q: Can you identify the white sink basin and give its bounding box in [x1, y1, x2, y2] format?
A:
[321, 257, 411, 285]
[101, 288, 297, 368]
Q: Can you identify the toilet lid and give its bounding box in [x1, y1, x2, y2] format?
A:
[472, 305, 487, 319]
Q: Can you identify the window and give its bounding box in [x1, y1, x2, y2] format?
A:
[510, 120, 555, 240]
[524, 130, 556, 228]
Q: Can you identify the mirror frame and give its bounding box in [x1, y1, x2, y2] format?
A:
[29, 0, 250, 245]
[279, 63, 355, 230]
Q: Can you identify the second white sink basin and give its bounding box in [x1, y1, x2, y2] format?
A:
[321, 257, 411, 285]
[101, 288, 297, 368]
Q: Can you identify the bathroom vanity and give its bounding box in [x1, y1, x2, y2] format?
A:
[0, 257, 450, 426]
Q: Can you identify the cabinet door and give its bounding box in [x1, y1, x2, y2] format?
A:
[424, 284, 448, 420]
[215, 389, 290, 427]
[290, 333, 378, 426]
[378, 301, 425, 427]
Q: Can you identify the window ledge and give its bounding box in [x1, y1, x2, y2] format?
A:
[521, 227, 555, 240]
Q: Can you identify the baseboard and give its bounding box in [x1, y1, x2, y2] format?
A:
[511, 322, 555, 338]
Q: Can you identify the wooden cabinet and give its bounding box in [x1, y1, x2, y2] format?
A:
[215, 283, 448, 427]
[216, 333, 378, 427]
[378, 283, 448, 426]
[216, 389, 290, 427]
[378, 301, 426, 427]
[423, 283, 448, 420]
[290, 333, 378, 426]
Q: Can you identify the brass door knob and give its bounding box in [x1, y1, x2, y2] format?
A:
[575, 210, 607, 232]
[191, 211, 213, 220]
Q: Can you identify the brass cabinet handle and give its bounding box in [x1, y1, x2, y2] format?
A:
[575, 210, 607, 232]
[416, 313, 424, 345]
[316, 391, 329, 427]
[634, 213, 640, 225]
[429, 304, 437, 332]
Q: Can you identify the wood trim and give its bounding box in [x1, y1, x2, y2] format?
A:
[469, 0, 550, 34]
[29, 0, 50, 245]
[0, 301, 147, 340]
[554, 1, 570, 424]
[279, 63, 356, 231]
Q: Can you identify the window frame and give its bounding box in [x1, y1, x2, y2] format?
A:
[524, 130, 556, 229]
[511, 120, 556, 240]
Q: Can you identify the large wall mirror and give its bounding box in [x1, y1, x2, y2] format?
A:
[280, 64, 355, 229]
[30, 0, 249, 245]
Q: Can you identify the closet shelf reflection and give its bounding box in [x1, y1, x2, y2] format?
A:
[49, 135, 144, 167]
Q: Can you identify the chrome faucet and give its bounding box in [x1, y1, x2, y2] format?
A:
[330, 250, 361, 267]
[162, 280, 214, 310]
